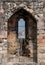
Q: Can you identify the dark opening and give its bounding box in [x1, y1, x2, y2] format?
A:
[8, 8, 37, 63]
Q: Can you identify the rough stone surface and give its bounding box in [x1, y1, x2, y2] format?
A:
[0, 0, 45, 65]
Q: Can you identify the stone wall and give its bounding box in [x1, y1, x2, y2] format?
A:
[0, 0, 45, 65]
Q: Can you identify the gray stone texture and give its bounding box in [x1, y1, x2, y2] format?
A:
[0, 0, 45, 65]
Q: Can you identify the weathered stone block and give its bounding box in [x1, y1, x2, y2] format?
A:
[0, 54, 2, 63]
[0, 31, 7, 38]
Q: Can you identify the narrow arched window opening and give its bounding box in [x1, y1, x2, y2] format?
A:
[18, 18, 25, 39]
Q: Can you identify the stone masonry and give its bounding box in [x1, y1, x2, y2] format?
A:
[0, 0, 45, 65]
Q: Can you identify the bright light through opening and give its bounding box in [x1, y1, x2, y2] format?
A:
[18, 18, 25, 39]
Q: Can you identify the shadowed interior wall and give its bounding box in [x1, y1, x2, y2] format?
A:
[8, 8, 37, 62]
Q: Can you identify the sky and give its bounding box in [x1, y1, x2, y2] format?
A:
[18, 18, 25, 39]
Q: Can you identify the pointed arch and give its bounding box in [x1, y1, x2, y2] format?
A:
[8, 8, 37, 63]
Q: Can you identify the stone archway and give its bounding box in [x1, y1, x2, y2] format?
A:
[8, 8, 37, 63]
